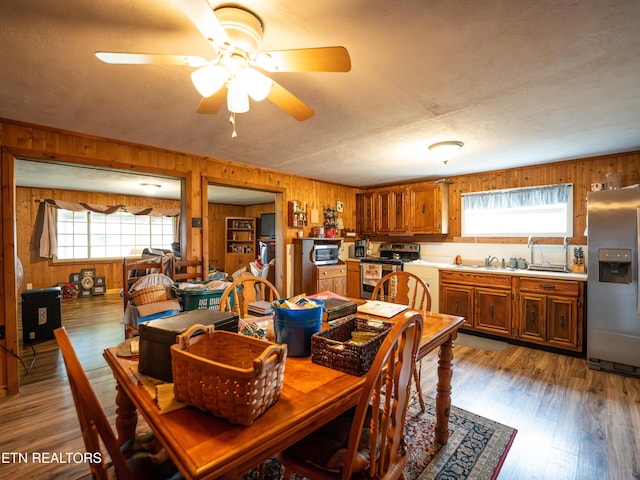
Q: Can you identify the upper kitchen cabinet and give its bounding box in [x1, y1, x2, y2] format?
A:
[356, 192, 377, 235]
[357, 183, 448, 235]
[409, 183, 449, 234]
[377, 188, 409, 233]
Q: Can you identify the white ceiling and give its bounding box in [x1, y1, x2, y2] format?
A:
[3, 0, 640, 190]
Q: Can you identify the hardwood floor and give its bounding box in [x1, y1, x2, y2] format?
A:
[1, 293, 638, 479]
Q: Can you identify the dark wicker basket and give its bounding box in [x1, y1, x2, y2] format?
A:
[171, 325, 287, 426]
[311, 317, 392, 376]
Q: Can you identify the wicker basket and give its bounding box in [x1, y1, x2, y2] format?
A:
[311, 317, 392, 376]
[171, 325, 287, 426]
[130, 285, 168, 306]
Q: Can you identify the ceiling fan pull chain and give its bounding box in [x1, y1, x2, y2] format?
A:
[229, 113, 238, 139]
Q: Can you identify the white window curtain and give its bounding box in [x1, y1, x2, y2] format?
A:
[35, 199, 181, 259]
[462, 183, 571, 210]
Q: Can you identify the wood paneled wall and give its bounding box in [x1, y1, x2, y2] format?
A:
[206, 202, 275, 272]
[390, 151, 640, 245]
[16, 186, 181, 295]
[0, 119, 361, 395]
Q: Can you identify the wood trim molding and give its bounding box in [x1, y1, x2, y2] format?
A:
[1, 148, 19, 395]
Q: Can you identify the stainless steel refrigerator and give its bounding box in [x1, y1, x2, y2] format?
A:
[587, 188, 640, 377]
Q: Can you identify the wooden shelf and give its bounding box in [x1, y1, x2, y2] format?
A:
[225, 217, 256, 273]
[288, 200, 308, 228]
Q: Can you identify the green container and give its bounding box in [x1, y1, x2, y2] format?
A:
[174, 281, 235, 311]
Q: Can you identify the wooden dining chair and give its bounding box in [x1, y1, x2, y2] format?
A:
[372, 271, 431, 412]
[278, 311, 423, 480]
[54, 327, 181, 480]
[218, 275, 280, 318]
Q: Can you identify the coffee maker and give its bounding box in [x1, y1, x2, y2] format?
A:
[354, 240, 367, 258]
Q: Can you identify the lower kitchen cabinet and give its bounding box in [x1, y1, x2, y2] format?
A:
[440, 270, 585, 353]
[440, 283, 473, 322]
[440, 271, 512, 336]
[316, 263, 347, 297]
[475, 286, 512, 335]
[346, 260, 361, 298]
[516, 278, 583, 351]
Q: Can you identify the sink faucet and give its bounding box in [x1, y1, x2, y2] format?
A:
[485, 256, 498, 267]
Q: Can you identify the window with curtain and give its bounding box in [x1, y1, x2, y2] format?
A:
[461, 183, 573, 237]
[57, 210, 175, 260]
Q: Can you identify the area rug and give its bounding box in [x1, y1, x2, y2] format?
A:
[244, 396, 517, 480]
[76, 397, 516, 480]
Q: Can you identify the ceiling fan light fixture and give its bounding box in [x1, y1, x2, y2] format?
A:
[429, 140, 464, 164]
[191, 65, 228, 97]
[227, 80, 250, 113]
[215, 7, 264, 58]
[238, 68, 272, 101]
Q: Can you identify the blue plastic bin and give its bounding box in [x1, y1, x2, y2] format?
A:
[273, 298, 324, 357]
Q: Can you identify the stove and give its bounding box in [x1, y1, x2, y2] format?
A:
[360, 243, 421, 299]
[360, 242, 421, 265]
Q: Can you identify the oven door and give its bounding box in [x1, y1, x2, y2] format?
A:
[360, 262, 401, 300]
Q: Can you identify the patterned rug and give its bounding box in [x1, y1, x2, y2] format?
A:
[77, 397, 516, 480]
[244, 396, 517, 480]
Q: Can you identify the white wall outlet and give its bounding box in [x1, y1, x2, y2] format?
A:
[26, 283, 33, 290]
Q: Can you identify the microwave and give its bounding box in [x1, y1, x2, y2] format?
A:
[310, 244, 339, 265]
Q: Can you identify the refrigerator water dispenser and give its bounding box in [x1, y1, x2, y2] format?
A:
[598, 248, 632, 284]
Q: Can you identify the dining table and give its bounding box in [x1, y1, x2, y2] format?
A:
[103, 298, 465, 480]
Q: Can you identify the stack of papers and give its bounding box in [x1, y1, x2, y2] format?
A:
[248, 300, 273, 316]
[357, 300, 409, 318]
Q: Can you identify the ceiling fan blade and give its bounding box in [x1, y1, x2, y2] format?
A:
[196, 88, 227, 114]
[95, 52, 207, 66]
[259, 46, 351, 72]
[173, 0, 230, 47]
[267, 81, 315, 121]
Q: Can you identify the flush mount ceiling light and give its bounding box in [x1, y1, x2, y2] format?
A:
[140, 183, 161, 195]
[95, 2, 351, 138]
[429, 141, 464, 165]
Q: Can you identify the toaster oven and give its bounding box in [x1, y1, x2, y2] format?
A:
[310, 244, 339, 265]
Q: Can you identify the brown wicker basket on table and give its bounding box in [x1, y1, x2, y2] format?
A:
[311, 316, 392, 376]
[130, 285, 168, 306]
[171, 324, 287, 426]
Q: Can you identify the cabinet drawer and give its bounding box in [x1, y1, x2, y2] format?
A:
[518, 278, 579, 296]
[440, 271, 512, 289]
[318, 265, 347, 279]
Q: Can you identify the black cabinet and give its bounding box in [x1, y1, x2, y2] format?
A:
[21, 287, 62, 343]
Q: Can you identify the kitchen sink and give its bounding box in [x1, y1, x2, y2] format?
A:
[452, 264, 518, 272]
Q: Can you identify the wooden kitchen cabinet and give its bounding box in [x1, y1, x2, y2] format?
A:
[441, 269, 585, 353]
[357, 183, 447, 235]
[356, 192, 376, 234]
[440, 283, 474, 322]
[346, 260, 361, 298]
[475, 287, 512, 335]
[409, 183, 449, 234]
[440, 271, 512, 335]
[516, 278, 583, 351]
[316, 263, 347, 297]
[377, 189, 408, 233]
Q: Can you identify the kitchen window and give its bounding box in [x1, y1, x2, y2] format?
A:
[461, 183, 573, 237]
[57, 210, 174, 260]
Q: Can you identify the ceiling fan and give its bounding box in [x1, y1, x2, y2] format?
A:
[95, 0, 351, 135]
